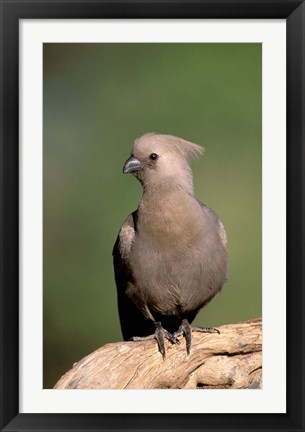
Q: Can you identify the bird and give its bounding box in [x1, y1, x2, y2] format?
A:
[112, 133, 228, 358]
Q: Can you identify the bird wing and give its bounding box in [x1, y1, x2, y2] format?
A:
[113, 212, 136, 262]
[112, 212, 136, 295]
[112, 212, 155, 340]
[198, 200, 228, 249]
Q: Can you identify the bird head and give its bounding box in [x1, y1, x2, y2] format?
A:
[123, 133, 204, 193]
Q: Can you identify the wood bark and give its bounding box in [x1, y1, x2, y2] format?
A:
[54, 318, 262, 390]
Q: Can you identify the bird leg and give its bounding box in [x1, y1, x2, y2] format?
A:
[130, 321, 179, 359]
[173, 319, 220, 355]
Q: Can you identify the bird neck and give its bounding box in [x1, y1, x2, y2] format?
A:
[141, 183, 194, 209]
[137, 186, 202, 244]
[142, 174, 194, 197]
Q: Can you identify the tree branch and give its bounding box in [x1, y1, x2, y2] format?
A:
[54, 318, 262, 389]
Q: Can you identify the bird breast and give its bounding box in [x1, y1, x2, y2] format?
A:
[137, 192, 203, 247]
[127, 194, 226, 316]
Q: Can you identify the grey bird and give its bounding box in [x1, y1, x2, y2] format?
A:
[113, 133, 228, 358]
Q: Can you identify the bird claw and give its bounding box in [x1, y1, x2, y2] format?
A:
[173, 336, 181, 345]
[129, 321, 219, 358]
[191, 326, 220, 335]
[129, 336, 148, 342]
[128, 322, 180, 359]
[154, 322, 179, 359]
[174, 320, 220, 355]
[164, 329, 180, 345]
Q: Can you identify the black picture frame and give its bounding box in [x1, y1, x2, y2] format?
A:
[1, 1, 304, 431]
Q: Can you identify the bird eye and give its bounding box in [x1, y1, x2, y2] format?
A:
[149, 153, 158, 161]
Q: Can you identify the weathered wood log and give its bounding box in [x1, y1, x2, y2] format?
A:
[54, 318, 262, 389]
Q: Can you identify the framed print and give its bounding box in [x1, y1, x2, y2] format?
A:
[1, 1, 304, 431]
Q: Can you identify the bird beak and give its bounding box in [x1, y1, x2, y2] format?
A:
[123, 156, 143, 174]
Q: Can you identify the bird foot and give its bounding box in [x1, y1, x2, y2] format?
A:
[173, 319, 220, 355]
[129, 321, 180, 359]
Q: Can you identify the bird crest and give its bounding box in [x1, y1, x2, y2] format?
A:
[133, 133, 204, 160]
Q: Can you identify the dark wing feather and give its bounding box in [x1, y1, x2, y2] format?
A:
[112, 212, 155, 340]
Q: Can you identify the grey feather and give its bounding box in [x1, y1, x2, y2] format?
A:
[113, 133, 228, 340]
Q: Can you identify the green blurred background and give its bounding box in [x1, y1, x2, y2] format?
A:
[43, 43, 262, 388]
